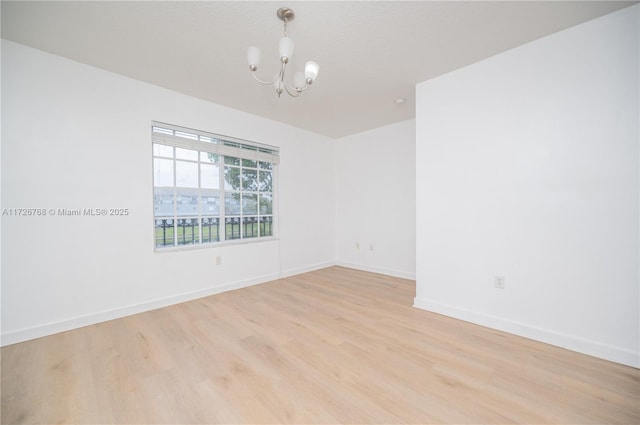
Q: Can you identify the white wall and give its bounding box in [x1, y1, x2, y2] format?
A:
[334, 120, 416, 279]
[415, 5, 639, 367]
[1, 40, 335, 345]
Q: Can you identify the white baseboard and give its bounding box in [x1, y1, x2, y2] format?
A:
[1, 273, 280, 347]
[1, 261, 411, 347]
[281, 261, 336, 278]
[335, 261, 416, 280]
[413, 297, 639, 368]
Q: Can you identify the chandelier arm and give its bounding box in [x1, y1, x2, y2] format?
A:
[278, 50, 310, 96]
[283, 85, 301, 97]
[251, 72, 280, 86]
[284, 82, 309, 93]
[276, 62, 287, 92]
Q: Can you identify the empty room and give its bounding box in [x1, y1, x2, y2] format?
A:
[1, 1, 638, 423]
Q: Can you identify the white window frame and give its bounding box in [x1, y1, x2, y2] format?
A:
[152, 121, 278, 251]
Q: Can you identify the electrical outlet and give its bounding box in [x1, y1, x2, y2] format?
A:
[356, 242, 360, 250]
[369, 243, 374, 251]
[494, 276, 505, 289]
[216, 256, 222, 266]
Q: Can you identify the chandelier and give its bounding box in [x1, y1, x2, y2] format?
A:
[247, 8, 319, 98]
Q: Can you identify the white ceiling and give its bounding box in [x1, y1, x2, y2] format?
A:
[2, 1, 636, 138]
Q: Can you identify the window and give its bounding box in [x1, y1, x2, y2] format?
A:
[152, 122, 278, 249]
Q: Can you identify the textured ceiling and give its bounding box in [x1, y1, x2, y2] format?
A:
[2, 1, 636, 138]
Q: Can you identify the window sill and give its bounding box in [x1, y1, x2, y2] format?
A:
[154, 236, 279, 253]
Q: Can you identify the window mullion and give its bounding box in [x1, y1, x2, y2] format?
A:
[198, 153, 203, 244]
[219, 156, 226, 242]
[239, 162, 243, 240]
[172, 148, 178, 247]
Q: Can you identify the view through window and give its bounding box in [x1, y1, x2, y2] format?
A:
[152, 123, 278, 249]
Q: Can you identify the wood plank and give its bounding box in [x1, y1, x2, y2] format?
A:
[2, 266, 638, 423]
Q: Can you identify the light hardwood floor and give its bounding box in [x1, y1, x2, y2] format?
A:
[2, 266, 638, 424]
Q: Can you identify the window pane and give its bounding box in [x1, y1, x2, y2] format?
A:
[177, 218, 199, 245]
[225, 191, 241, 215]
[153, 126, 173, 135]
[259, 194, 272, 215]
[153, 158, 174, 187]
[153, 144, 173, 158]
[259, 170, 272, 192]
[242, 159, 257, 168]
[260, 216, 273, 237]
[225, 217, 241, 240]
[176, 160, 198, 188]
[224, 166, 241, 190]
[201, 163, 220, 189]
[200, 191, 220, 215]
[243, 217, 259, 239]
[243, 193, 258, 215]
[155, 217, 175, 247]
[242, 168, 258, 191]
[154, 188, 174, 216]
[176, 147, 198, 161]
[175, 131, 198, 141]
[201, 152, 219, 163]
[176, 189, 199, 216]
[201, 217, 220, 243]
[224, 156, 240, 166]
[259, 161, 273, 170]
